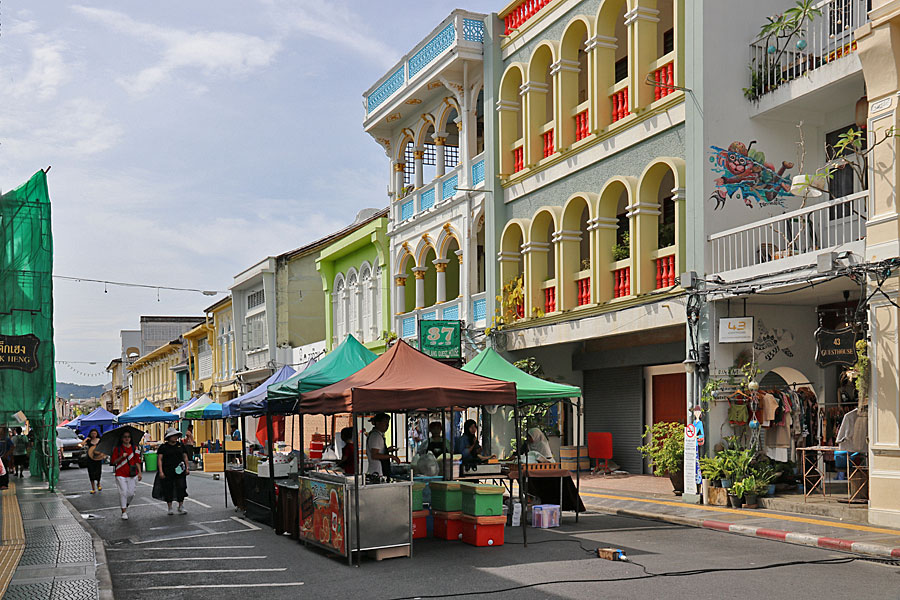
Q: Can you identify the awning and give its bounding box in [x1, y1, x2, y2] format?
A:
[172, 396, 202, 418]
[115, 398, 179, 424]
[462, 347, 582, 402]
[183, 396, 224, 420]
[222, 365, 297, 417]
[299, 340, 516, 414]
[64, 415, 82, 429]
[267, 335, 376, 402]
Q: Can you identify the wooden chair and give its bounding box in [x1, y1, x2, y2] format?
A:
[587, 432, 613, 475]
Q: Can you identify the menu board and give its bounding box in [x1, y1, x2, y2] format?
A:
[299, 478, 346, 555]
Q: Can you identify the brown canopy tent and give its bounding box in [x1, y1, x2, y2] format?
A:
[299, 340, 527, 563]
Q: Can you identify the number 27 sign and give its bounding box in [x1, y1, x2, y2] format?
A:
[418, 320, 461, 360]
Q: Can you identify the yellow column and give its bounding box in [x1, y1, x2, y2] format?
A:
[626, 2, 661, 112]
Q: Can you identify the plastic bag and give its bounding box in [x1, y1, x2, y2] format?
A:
[417, 451, 439, 476]
[321, 445, 339, 462]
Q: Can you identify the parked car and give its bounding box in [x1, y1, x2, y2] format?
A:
[56, 426, 86, 468]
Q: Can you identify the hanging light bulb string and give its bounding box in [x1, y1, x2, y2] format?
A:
[53, 275, 226, 296]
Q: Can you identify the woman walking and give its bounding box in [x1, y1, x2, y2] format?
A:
[83, 429, 104, 493]
[111, 430, 142, 520]
[157, 427, 190, 515]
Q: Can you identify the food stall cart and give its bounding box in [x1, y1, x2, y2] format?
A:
[297, 340, 519, 566]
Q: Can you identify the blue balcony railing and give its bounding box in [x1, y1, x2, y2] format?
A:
[420, 188, 436, 211]
[401, 199, 414, 221]
[367, 66, 405, 113]
[442, 174, 458, 201]
[409, 23, 455, 78]
[472, 159, 485, 186]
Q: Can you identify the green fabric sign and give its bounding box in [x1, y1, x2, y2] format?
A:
[418, 320, 461, 360]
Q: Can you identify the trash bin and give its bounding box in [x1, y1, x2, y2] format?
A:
[144, 451, 158, 472]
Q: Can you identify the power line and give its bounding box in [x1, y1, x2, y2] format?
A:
[53, 275, 226, 296]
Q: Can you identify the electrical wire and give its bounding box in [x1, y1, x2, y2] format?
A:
[53, 274, 226, 296]
[387, 556, 896, 599]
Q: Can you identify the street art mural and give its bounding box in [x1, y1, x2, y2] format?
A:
[754, 319, 795, 362]
[709, 141, 794, 209]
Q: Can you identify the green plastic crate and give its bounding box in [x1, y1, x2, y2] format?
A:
[412, 482, 426, 511]
[460, 483, 504, 516]
[431, 481, 461, 512]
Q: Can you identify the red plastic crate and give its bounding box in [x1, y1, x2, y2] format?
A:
[460, 514, 506, 547]
[412, 510, 430, 539]
[433, 510, 463, 541]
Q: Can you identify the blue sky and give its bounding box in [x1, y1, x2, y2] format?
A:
[0, 1, 482, 384]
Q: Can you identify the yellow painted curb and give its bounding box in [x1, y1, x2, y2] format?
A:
[582, 491, 900, 537]
[0, 482, 26, 597]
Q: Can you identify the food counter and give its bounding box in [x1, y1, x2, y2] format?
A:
[298, 471, 412, 563]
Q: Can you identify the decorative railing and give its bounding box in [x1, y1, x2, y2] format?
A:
[613, 265, 631, 298]
[401, 199, 414, 221]
[367, 67, 404, 113]
[574, 107, 589, 141]
[442, 174, 458, 201]
[652, 56, 675, 101]
[420, 187, 436, 211]
[654, 251, 676, 289]
[576, 275, 591, 306]
[401, 315, 416, 338]
[463, 18, 485, 42]
[421, 309, 438, 321]
[541, 128, 554, 158]
[442, 302, 460, 320]
[708, 191, 867, 273]
[409, 22, 455, 78]
[472, 158, 485, 186]
[610, 83, 629, 123]
[513, 144, 524, 173]
[472, 292, 487, 324]
[747, 0, 868, 100]
[503, 0, 552, 35]
[543, 282, 556, 313]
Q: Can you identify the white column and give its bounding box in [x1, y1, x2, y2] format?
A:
[394, 276, 407, 315]
[433, 133, 447, 178]
[414, 149, 424, 188]
[394, 162, 405, 196]
[413, 267, 428, 309]
[433, 259, 449, 303]
[455, 249, 464, 298]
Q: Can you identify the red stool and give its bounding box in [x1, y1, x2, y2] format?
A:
[588, 432, 613, 474]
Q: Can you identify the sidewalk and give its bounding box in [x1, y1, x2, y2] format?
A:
[1, 479, 106, 599]
[578, 475, 900, 559]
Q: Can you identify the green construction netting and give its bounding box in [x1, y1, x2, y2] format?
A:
[0, 170, 57, 489]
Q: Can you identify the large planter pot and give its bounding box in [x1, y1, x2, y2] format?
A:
[766, 484, 776, 497]
[744, 493, 758, 509]
[721, 478, 733, 489]
[728, 493, 743, 509]
[669, 469, 685, 495]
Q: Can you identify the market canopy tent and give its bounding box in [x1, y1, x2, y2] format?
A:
[299, 340, 517, 414]
[223, 365, 297, 417]
[65, 415, 83, 429]
[0, 170, 57, 488]
[78, 407, 117, 435]
[184, 396, 224, 420]
[462, 348, 582, 402]
[172, 396, 201, 419]
[115, 398, 179, 424]
[267, 335, 377, 404]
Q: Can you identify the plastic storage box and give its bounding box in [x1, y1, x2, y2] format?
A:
[412, 482, 426, 511]
[460, 514, 506, 547]
[460, 482, 504, 516]
[412, 509, 430, 539]
[532, 504, 560, 528]
[433, 510, 463, 541]
[431, 481, 462, 512]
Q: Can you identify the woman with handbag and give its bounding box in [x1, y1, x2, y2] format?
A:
[84, 429, 104, 493]
[110, 431, 142, 520]
[157, 427, 190, 515]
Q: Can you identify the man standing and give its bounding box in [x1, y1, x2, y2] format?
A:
[366, 413, 399, 480]
[11, 427, 30, 477]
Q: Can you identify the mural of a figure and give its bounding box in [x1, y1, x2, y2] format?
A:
[709, 141, 794, 209]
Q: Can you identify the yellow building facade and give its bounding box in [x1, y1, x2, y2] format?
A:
[128, 340, 182, 441]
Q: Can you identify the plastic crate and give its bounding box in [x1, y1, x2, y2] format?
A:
[460, 514, 506, 547]
[433, 510, 463, 541]
[431, 481, 461, 512]
[412, 482, 426, 511]
[532, 504, 560, 528]
[460, 483, 504, 516]
[412, 509, 430, 539]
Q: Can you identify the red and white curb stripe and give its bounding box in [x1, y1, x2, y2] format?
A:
[701, 520, 900, 558]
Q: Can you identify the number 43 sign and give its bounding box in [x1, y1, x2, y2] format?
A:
[419, 320, 461, 360]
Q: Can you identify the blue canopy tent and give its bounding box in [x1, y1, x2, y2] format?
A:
[77, 407, 116, 436]
[173, 396, 201, 419]
[223, 365, 297, 418]
[65, 415, 83, 429]
[115, 399, 179, 424]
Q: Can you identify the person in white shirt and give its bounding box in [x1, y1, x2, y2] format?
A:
[366, 413, 399, 478]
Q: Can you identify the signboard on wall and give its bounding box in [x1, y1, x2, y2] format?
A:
[718, 317, 754, 343]
[814, 327, 858, 368]
[418, 320, 461, 360]
[0, 334, 40, 372]
[683, 424, 698, 496]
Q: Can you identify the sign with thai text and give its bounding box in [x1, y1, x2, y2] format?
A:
[418, 320, 461, 360]
[718, 317, 754, 343]
[683, 424, 698, 496]
[0, 334, 40, 372]
[815, 327, 858, 368]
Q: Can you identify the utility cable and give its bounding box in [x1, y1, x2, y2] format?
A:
[53, 274, 226, 296]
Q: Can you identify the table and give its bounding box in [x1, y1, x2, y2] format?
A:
[224, 469, 245, 510]
[798, 446, 837, 501]
[276, 482, 299, 539]
[243, 470, 275, 527]
[508, 468, 585, 512]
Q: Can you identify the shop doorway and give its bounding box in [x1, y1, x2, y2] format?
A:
[652, 373, 686, 425]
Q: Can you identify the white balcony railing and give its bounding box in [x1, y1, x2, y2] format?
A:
[709, 190, 867, 273]
[395, 164, 464, 225]
[747, 0, 868, 100]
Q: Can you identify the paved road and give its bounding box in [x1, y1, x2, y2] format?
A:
[57, 467, 898, 600]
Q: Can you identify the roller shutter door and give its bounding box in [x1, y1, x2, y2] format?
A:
[583, 367, 644, 474]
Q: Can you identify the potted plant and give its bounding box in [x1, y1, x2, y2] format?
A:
[637, 422, 684, 495]
[700, 455, 725, 486]
[736, 476, 760, 508]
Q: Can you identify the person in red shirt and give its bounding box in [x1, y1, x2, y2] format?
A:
[338, 427, 355, 475]
[110, 431, 142, 520]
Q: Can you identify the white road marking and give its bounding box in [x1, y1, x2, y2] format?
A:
[108, 545, 255, 551]
[185, 497, 211, 508]
[126, 583, 304, 590]
[231, 516, 262, 531]
[90, 503, 156, 511]
[138, 481, 153, 487]
[117, 556, 266, 562]
[126, 568, 286, 575]
[129, 516, 260, 544]
[148, 519, 230, 531]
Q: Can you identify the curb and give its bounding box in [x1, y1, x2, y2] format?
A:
[585, 502, 900, 559]
[60, 491, 114, 600]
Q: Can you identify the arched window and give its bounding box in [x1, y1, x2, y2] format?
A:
[443, 109, 460, 170]
[596, 1, 630, 127]
[561, 19, 590, 147]
[360, 265, 373, 342]
[347, 271, 359, 338]
[498, 66, 525, 175]
[445, 237, 461, 300]
[333, 276, 345, 344]
[527, 44, 555, 164]
[499, 221, 526, 321]
[475, 89, 485, 156]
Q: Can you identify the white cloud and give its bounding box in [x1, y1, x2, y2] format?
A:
[6, 34, 70, 101]
[72, 5, 281, 96]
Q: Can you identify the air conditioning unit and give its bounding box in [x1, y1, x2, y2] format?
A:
[191, 381, 204, 393]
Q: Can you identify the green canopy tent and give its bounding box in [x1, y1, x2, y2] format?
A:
[267, 335, 377, 400]
[463, 347, 585, 520]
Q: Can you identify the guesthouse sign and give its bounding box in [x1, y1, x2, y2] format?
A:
[418, 320, 461, 360]
[814, 327, 858, 368]
[0, 334, 40, 373]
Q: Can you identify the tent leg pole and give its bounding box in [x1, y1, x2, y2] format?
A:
[448, 409, 455, 480]
[240, 416, 247, 469]
[514, 403, 526, 547]
[354, 412, 361, 567]
[299, 416, 305, 470]
[223, 418, 228, 509]
[266, 411, 277, 530]
[576, 398, 581, 523]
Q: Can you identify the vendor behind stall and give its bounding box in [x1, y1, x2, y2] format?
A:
[525, 427, 555, 463]
[367, 413, 400, 479]
[419, 421, 451, 458]
[455, 419, 496, 467]
[338, 427, 355, 475]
